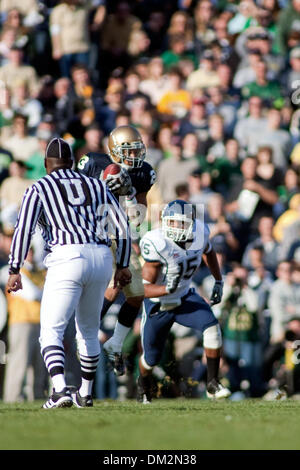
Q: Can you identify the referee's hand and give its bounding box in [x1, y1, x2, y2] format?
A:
[113, 268, 132, 289]
[7, 274, 22, 293]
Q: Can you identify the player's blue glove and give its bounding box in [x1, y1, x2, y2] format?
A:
[106, 168, 132, 196]
[210, 280, 224, 306]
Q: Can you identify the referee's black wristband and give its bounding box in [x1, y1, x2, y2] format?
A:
[9, 267, 20, 275]
[116, 264, 129, 269]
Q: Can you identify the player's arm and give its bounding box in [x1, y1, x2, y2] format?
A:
[105, 186, 132, 288]
[142, 261, 169, 298]
[136, 191, 147, 208]
[202, 245, 222, 282]
[49, 8, 62, 60]
[143, 261, 181, 298]
[202, 243, 224, 306]
[7, 186, 42, 292]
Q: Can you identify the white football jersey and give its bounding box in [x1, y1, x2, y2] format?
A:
[140, 220, 211, 305]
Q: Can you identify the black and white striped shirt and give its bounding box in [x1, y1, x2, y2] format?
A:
[9, 168, 131, 270]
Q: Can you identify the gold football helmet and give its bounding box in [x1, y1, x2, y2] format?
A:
[108, 125, 146, 169]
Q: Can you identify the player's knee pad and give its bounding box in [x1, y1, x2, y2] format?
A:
[140, 354, 154, 371]
[203, 324, 222, 349]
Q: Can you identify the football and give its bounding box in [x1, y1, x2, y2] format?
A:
[102, 163, 122, 180]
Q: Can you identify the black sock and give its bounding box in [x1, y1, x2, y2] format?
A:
[101, 298, 114, 319]
[206, 356, 220, 383]
[118, 301, 141, 328]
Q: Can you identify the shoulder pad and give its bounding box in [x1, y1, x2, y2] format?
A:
[141, 161, 154, 172]
[142, 229, 166, 251]
[77, 152, 111, 178]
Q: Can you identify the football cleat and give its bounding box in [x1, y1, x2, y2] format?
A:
[206, 379, 231, 399]
[136, 375, 155, 404]
[71, 390, 93, 408]
[42, 387, 73, 409]
[103, 340, 125, 376]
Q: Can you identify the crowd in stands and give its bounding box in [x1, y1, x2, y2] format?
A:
[0, 0, 300, 402]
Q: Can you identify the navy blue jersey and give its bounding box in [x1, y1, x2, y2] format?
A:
[77, 152, 156, 196]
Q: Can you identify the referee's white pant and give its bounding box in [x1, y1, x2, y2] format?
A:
[39, 244, 113, 357]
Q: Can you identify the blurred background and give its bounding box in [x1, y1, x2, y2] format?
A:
[0, 0, 300, 403]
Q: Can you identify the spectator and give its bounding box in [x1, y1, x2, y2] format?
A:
[276, 0, 300, 55]
[220, 264, 265, 397]
[139, 57, 169, 106]
[161, 33, 196, 70]
[238, 26, 283, 78]
[273, 193, 300, 243]
[188, 168, 216, 209]
[143, 10, 167, 56]
[181, 133, 200, 160]
[157, 66, 191, 119]
[205, 193, 240, 262]
[100, 1, 142, 78]
[166, 10, 194, 48]
[0, 1, 39, 20]
[206, 86, 237, 136]
[3, 113, 39, 162]
[242, 215, 280, 276]
[156, 138, 198, 202]
[127, 29, 151, 62]
[278, 166, 300, 210]
[128, 95, 150, 128]
[282, 46, 300, 95]
[0, 8, 30, 50]
[53, 77, 72, 135]
[0, 44, 39, 98]
[252, 109, 293, 170]
[0, 160, 33, 213]
[241, 59, 282, 104]
[10, 79, 43, 131]
[234, 95, 268, 155]
[228, 0, 257, 35]
[226, 155, 279, 234]
[2, 247, 48, 402]
[156, 125, 173, 160]
[269, 261, 300, 343]
[75, 123, 104, 162]
[67, 63, 103, 139]
[198, 113, 226, 159]
[49, 0, 104, 78]
[263, 260, 300, 384]
[216, 62, 240, 102]
[138, 127, 163, 170]
[178, 97, 209, 142]
[0, 27, 17, 66]
[25, 127, 53, 180]
[233, 49, 263, 89]
[186, 49, 221, 93]
[0, 146, 13, 185]
[123, 70, 149, 110]
[0, 86, 14, 145]
[193, 0, 216, 50]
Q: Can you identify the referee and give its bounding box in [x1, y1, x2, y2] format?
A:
[7, 138, 132, 409]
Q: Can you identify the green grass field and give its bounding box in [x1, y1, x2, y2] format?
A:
[0, 399, 300, 450]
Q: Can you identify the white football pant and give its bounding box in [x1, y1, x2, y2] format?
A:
[39, 244, 113, 357]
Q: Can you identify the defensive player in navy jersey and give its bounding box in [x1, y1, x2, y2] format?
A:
[137, 199, 231, 402]
[77, 125, 156, 375]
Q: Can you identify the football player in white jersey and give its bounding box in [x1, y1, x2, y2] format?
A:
[137, 199, 231, 402]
